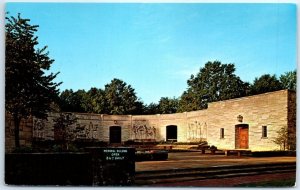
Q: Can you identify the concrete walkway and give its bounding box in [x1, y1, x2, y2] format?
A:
[136, 152, 296, 172]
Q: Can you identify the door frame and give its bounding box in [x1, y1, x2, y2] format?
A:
[109, 126, 122, 144]
[235, 124, 249, 149]
[166, 125, 178, 142]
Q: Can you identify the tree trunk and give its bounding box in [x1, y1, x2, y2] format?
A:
[13, 116, 21, 148]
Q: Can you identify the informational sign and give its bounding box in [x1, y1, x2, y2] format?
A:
[83, 147, 135, 185]
[102, 149, 129, 161]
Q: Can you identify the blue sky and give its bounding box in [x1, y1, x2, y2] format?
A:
[6, 3, 297, 104]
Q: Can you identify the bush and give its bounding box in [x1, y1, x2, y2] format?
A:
[135, 150, 168, 161]
[12, 146, 33, 153]
[123, 140, 159, 146]
[210, 145, 217, 150]
[158, 141, 207, 145]
[73, 140, 108, 149]
[31, 140, 110, 153]
[32, 140, 57, 152]
[52, 144, 63, 152]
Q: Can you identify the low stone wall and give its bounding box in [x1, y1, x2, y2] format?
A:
[5, 152, 92, 185]
[5, 147, 135, 186]
[5, 90, 296, 152]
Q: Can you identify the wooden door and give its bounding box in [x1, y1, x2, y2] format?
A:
[239, 127, 248, 149]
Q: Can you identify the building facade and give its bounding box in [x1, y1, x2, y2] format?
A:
[5, 90, 296, 152]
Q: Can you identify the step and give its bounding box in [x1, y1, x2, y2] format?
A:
[135, 163, 296, 185]
[135, 169, 296, 185]
[135, 162, 295, 175]
[136, 166, 295, 181]
[135, 163, 296, 179]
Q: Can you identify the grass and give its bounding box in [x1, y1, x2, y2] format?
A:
[235, 178, 296, 187]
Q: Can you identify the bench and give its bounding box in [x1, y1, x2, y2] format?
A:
[223, 149, 251, 157]
[198, 145, 218, 154]
[198, 145, 210, 154]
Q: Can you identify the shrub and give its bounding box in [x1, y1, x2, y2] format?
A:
[210, 145, 217, 150]
[12, 146, 33, 153]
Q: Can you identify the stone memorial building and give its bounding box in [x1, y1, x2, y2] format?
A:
[5, 90, 296, 152]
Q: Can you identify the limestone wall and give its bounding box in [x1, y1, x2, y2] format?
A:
[287, 90, 296, 150]
[5, 114, 33, 152]
[5, 90, 295, 152]
[206, 90, 291, 151]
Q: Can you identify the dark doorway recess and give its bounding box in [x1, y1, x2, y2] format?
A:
[235, 124, 249, 149]
[166, 125, 177, 142]
[109, 126, 121, 144]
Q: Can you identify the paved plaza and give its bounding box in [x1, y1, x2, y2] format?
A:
[136, 152, 296, 172]
[135, 152, 296, 186]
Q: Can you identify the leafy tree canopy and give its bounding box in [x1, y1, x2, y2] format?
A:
[83, 88, 107, 114]
[250, 74, 283, 95]
[158, 97, 179, 114]
[59, 89, 87, 113]
[104, 78, 144, 115]
[58, 65, 295, 115]
[178, 61, 249, 112]
[279, 70, 296, 91]
[59, 78, 144, 115]
[144, 103, 160, 115]
[5, 13, 61, 147]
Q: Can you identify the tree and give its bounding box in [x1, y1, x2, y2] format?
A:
[158, 97, 179, 114]
[280, 70, 296, 91]
[59, 81, 145, 115]
[177, 91, 200, 112]
[73, 89, 89, 112]
[272, 126, 296, 151]
[250, 74, 283, 95]
[144, 103, 160, 114]
[53, 113, 77, 151]
[178, 61, 249, 112]
[59, 89, 86, 113]
[273, 127, 288, 150]
[104, 78, 144, 115]
[83, 88, 107, 114]
[5, 14, 61, 148]
[59, 89, 75, 112]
